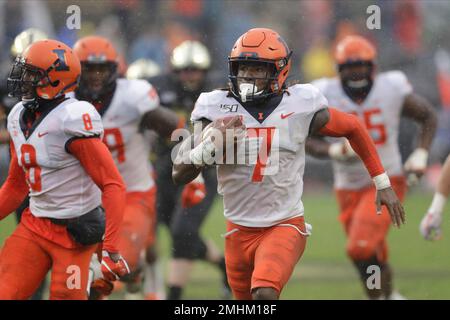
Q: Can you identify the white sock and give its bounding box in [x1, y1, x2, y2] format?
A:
[143, 260, 166, 300]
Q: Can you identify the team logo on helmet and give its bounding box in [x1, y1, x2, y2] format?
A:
[7, 39, 81, 110]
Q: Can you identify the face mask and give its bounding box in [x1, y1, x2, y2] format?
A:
[340, 64, 374, 101]
[239, 83, 263, 103]
[342, 77, 373, 101]
[346, 78, 369, 89]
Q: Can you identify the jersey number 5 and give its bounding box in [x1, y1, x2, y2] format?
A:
[364, 108, 386, 145]
[20, 144, 42, 192]
[351, 108, 386, 145]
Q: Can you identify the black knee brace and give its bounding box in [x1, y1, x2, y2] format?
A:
[353, 255, 385, 282]
[172, 231, 207, 260]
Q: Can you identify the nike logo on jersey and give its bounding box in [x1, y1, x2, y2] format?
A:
[38, 132, 49, 138]
[281, 112, 295, 119]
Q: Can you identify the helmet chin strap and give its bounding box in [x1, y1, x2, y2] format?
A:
[239, 83, 263, 103]
[22, 96, 39, 111]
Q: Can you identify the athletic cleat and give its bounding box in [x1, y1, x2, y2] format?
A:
[386, 291, 407, 300]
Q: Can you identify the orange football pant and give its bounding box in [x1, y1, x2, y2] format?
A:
[336, 176, 407, 263]
[225, 216, 307, 300]
[0, 222, 96, 300]
[117, 186, 156, 272]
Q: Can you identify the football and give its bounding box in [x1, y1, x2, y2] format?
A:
[202, 115, 246, 164]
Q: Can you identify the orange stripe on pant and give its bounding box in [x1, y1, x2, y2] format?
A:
[335, 176, 407, 263]
[117, 186, 156, 272]
[0, 222, 96, 300]
[224, 216, 307, 300]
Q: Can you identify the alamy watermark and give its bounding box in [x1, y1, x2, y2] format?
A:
[170, 123, 280, 177]
[66, 5, 81, 30]
[66, 264, 81, 290]
[366, 5, 381, 30]
[366, 265, 381, 290]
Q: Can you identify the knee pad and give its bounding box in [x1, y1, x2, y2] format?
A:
[347, 240, 378, 261]
[352, 256, 385, 282]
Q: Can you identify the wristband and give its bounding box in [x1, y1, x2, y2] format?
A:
[373, 172, 391, 190]
[428, 192, 446, 216]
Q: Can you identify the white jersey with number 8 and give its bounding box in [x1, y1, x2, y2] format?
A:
[97, 79, 159, 192]
[8, 97, 103, 219]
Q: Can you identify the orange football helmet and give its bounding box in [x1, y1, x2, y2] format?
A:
[335, 35, 377, 100]
[7, 39, 81, 106]
[228, 28, 292, 102]
[73, 35, 118, 63]
[335, 35, 377, 66]
[73, 36, 119, 99]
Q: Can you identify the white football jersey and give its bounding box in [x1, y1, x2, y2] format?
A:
[8, 98, 103, 219]
[71, 79, 159, 192]
[191, 84, 327, 227]
[312, 71, 413, 190]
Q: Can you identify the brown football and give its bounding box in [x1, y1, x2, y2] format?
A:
[202, 115, 245, 164]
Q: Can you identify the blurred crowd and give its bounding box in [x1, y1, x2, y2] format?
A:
[1, 0, 449, 187]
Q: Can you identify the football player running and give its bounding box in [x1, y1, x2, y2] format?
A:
[0, 28, 51, 300]
[125, 58, 166, 300]
[6, 27, 50, 301]
[172, 28, 406, 300]
[0, 39, 129, 300]
[307, 35, 437, 299]
[72, 36, 181, 299]
[420, 152, 450, 241]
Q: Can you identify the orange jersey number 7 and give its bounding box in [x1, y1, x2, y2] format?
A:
[247, 127, 276, 183]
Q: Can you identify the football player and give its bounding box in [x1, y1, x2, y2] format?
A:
[420, 152, 450, 241]
[125, 58, 166, 300]
[307, 35, 437, 299]
[0, 39, 129, 300]
[172, 28, 406, 300]
[148, 41, 229, 300]
[72, 36, 181, 299]
[6, 27, 50, 301]
[126, 58, 161, 80]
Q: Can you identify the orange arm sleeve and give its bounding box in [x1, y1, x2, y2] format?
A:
[319, 108, 385, 178]
[68, 138, 126, 253]
[0, 142, 29, 219]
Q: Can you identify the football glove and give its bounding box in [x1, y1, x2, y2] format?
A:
[89, 278, 114, 300]
[420, 210, 443, 241]
[101, 250, 131, 282]
[404, 148, 428, 186]
[328, 139, 358, 162]
[87, 252, 114, 300]
[182, 174, 206, 208]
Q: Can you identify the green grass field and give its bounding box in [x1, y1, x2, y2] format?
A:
[1, 190, 449, 299]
